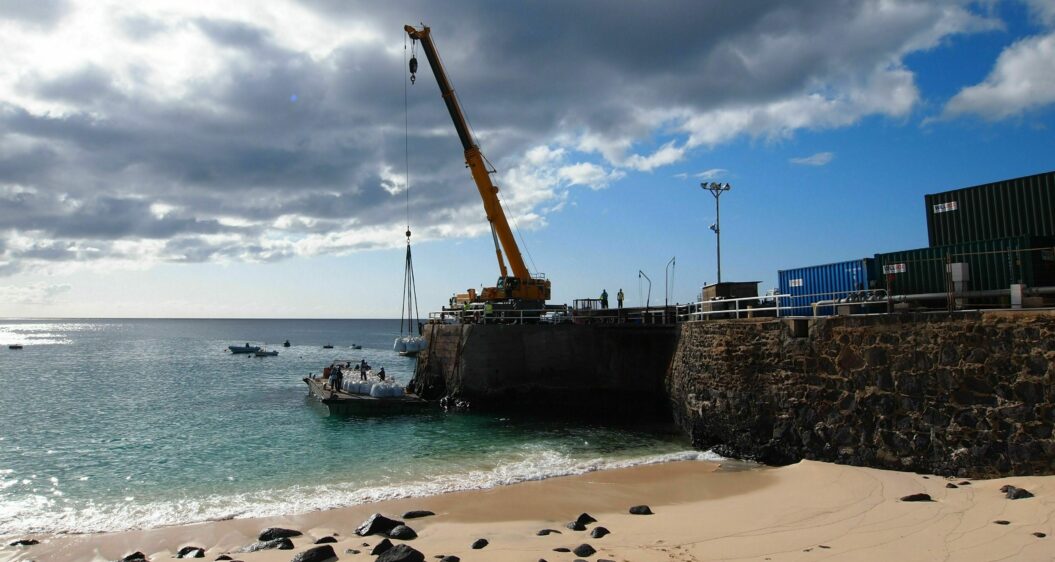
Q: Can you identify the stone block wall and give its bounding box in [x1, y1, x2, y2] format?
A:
[668, 311, 1055, 477]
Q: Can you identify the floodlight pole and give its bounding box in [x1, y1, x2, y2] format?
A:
[702, 182, 732, 283]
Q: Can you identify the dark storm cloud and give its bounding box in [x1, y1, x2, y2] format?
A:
[0, 0, 992, 274]
[0, 0, 68, 28]
[32, 65, 118, 104]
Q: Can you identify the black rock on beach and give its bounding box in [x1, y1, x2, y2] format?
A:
[574, 513, 597, 526]
[1001, 485, 1034, 499]
[899, 493, 933, 502]
[572, 543, 596, 557]
[289, 545, 337, 562]
[9, 539, 39, 547]
[356, 513, 405, 536]
[403, 510, 435, 519]
[259, 528, 302, 541]
[629, 505, 653, 515]
[371, 538, 394, 555]
[471, 538, 489, 549]
[388, 524, 418, 540]
[177, 546, 205, 558]
[242, 538, 294, 552]
[590, 526, 610, 538]
[375, 544, 425, 562]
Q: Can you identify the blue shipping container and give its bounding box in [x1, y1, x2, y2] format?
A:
[778, 258, 877, 316]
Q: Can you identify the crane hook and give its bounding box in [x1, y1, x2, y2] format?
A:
[409, 55, 418, 84]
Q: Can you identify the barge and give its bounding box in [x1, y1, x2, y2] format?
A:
[303, 360, 429, 415]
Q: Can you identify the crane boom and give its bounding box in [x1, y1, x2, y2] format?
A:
[406, 24, 550, 304]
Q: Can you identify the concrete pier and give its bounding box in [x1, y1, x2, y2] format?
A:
[414, 310, 1055, 477]
[410, 322, 678, 417]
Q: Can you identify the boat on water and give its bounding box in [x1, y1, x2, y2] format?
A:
[303, 360, 429, 415]
[322, 344, 334, 349]
[228, 344, 261, 354]
[254, 349, 279, 357]
[283, 340, 291, 347]
[351, 344, 362, 349]
[8, 344, 23, 350]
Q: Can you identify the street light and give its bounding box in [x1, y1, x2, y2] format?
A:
[701, 182, 732, 283]
[664, 256, 676, 308]
[638, 270, 651, 309]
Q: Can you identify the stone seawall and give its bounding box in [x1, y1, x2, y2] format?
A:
[411, 322, 678, 416]
[668, 311, 1055, 477]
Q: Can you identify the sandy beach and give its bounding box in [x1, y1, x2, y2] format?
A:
[4, 459, 1053, 562]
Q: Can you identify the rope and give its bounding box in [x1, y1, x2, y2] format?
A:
[509, 212, 539, 276]
[400, 33, 420, 336]
[404, 34, 411, 232]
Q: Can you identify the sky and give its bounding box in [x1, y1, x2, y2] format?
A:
[0, 0, 1053, 318]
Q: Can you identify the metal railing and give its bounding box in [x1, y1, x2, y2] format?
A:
[428, 305, 571, 325]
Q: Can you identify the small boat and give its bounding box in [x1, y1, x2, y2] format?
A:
[254, 350, 279, 357]
[228, 344, 261, 354]
[8, 344, 23, 350]
[283, 340, 291, 347]
[322, 344, 334, 349]
[351, 344, 362, 349]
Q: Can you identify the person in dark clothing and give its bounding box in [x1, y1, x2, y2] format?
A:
[378, 366, 386, 381]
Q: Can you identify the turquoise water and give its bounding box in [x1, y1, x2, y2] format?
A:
[0, 319, 707, 536]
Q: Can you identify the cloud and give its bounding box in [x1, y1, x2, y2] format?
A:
[0, 0, 1003, 274]
[790, 151, 835, 166]
[942, 32, 1055, 120]
[0, 283, 72, 305]
[0, 0, 68, 28]
[695, 168, 727, 180]
[557, 162, 625, 190]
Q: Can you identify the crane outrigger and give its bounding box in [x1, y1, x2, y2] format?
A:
[405, 24, 552, 308]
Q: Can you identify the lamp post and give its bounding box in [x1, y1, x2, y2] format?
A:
[664, 256, 676, 308]
[638, 270, 651, 310]
[702, 182, 732, 283]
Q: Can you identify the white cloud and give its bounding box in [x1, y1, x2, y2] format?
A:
[695, 168, 727, 180]
[943, 32, 1055, 120]
[557, 162, 625, 190]
[379, 163, 406, 195]
[0, 283, 71, 305]
[621, 141, 687, 172]
[790, 151, 835, 166]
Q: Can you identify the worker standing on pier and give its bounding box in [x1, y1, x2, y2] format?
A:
[601, 289, 609, 309]
[617, 289, 624, 309]
[484, 301, 494, 323]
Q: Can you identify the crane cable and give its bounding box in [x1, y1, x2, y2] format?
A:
[401, 34, 420, 336]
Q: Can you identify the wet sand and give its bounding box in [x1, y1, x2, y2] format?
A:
[4, 459, 1053, 562]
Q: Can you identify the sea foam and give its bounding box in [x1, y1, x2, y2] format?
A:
[1, 448, 723, 536]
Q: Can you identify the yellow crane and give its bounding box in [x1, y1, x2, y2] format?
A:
[405, 24, 551, 306]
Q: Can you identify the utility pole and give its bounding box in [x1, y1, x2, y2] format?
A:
[702, 182, 732, 283]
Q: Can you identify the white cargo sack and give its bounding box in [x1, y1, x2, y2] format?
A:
[393, 337, 408, 353]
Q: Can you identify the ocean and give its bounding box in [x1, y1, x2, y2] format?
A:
[0, 319, 711, 537]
